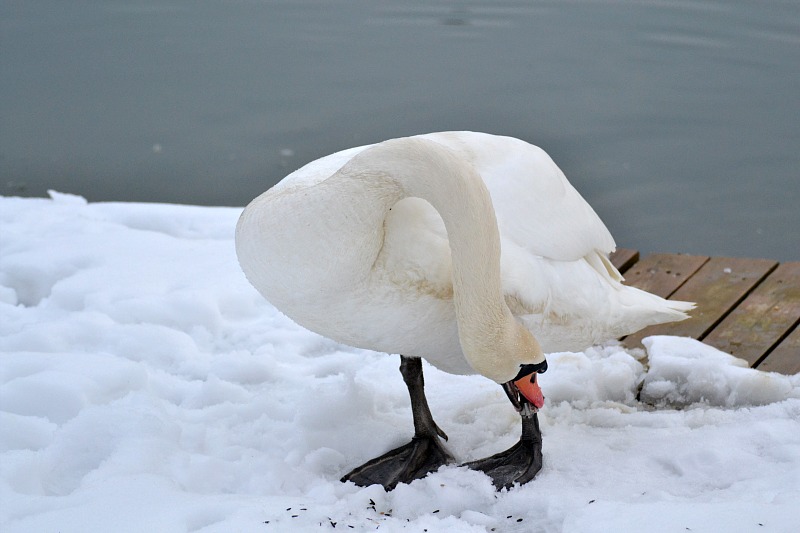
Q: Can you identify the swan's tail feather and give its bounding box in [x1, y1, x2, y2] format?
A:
[621, 285, 695, 331]
[591, 251, 695, 328]
[663, 298, 695, 316]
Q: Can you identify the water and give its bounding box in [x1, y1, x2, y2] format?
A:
[2, 0, 798, 260]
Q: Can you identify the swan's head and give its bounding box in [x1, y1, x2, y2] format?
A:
[503, 323, 547, 409]
[510, 322, 546, 373]
[461, 318, 546, 384]
[503, 322, 547, 408]
[461, 320, 547, 409]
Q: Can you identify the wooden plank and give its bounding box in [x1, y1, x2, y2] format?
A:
[757, 326, 800, 375]
[702, 262, 800, 366]
[624, 256, 777, 348]
[622, 253, 709, 299]
[609, 248, 639, 274]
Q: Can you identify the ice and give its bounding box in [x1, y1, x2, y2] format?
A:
[1, 194, 799, 532]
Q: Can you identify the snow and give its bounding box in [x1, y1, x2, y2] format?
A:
[1, 192, 799, 533]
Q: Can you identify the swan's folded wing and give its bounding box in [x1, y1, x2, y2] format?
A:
[419, 131, 615, 262]
[471, 135, 616, 262]
[279, 131, 615, 265]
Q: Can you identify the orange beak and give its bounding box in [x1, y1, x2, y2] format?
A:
[514, 372, 544, 409]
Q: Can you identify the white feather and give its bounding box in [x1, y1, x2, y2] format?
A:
[236, 132, 692, 382]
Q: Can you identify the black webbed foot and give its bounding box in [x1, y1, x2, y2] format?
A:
[465, 410, 543, 490]
[341, 436, 454, 490]
[341, 356, 454, 490]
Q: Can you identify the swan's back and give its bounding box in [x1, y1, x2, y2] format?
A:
[237, 132, 691, 370]
[273, 131, 615, 262]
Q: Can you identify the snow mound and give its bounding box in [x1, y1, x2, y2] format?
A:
[1, 194, 799, 532]
[642, 336, 798, 407]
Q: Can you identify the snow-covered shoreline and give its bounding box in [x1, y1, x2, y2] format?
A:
[2, 193, 798, 532]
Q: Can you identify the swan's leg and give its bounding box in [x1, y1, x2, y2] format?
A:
[341, 355, 454, 490]
[401, 356, 449, 442]
[464, 380, 543, 489]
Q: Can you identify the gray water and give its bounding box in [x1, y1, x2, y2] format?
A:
[2, 0, 799, 260]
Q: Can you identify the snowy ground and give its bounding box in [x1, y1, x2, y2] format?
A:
[1, 192, 799, 533]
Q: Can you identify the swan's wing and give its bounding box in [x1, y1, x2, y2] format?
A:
[421, 133, 694, 350]
[273, 131, 618, 301]
[276, 132, 613, 265]
[265, 132, 684, 354]
[423, 131, 617, 262]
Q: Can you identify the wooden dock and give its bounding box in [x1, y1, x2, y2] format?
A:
[609, 249, 799, 375]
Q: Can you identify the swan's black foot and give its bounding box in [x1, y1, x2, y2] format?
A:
[465, 412, 543, 490]
[342, 356, 454, 490]
[341, 436, 454, 490]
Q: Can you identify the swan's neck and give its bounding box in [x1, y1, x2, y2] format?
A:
[337, 138, 529, 380]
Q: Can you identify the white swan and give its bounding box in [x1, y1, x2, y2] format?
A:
[236, 131, 692, 489]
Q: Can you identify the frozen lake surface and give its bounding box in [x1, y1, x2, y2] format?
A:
[2, 0, 799, 260]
